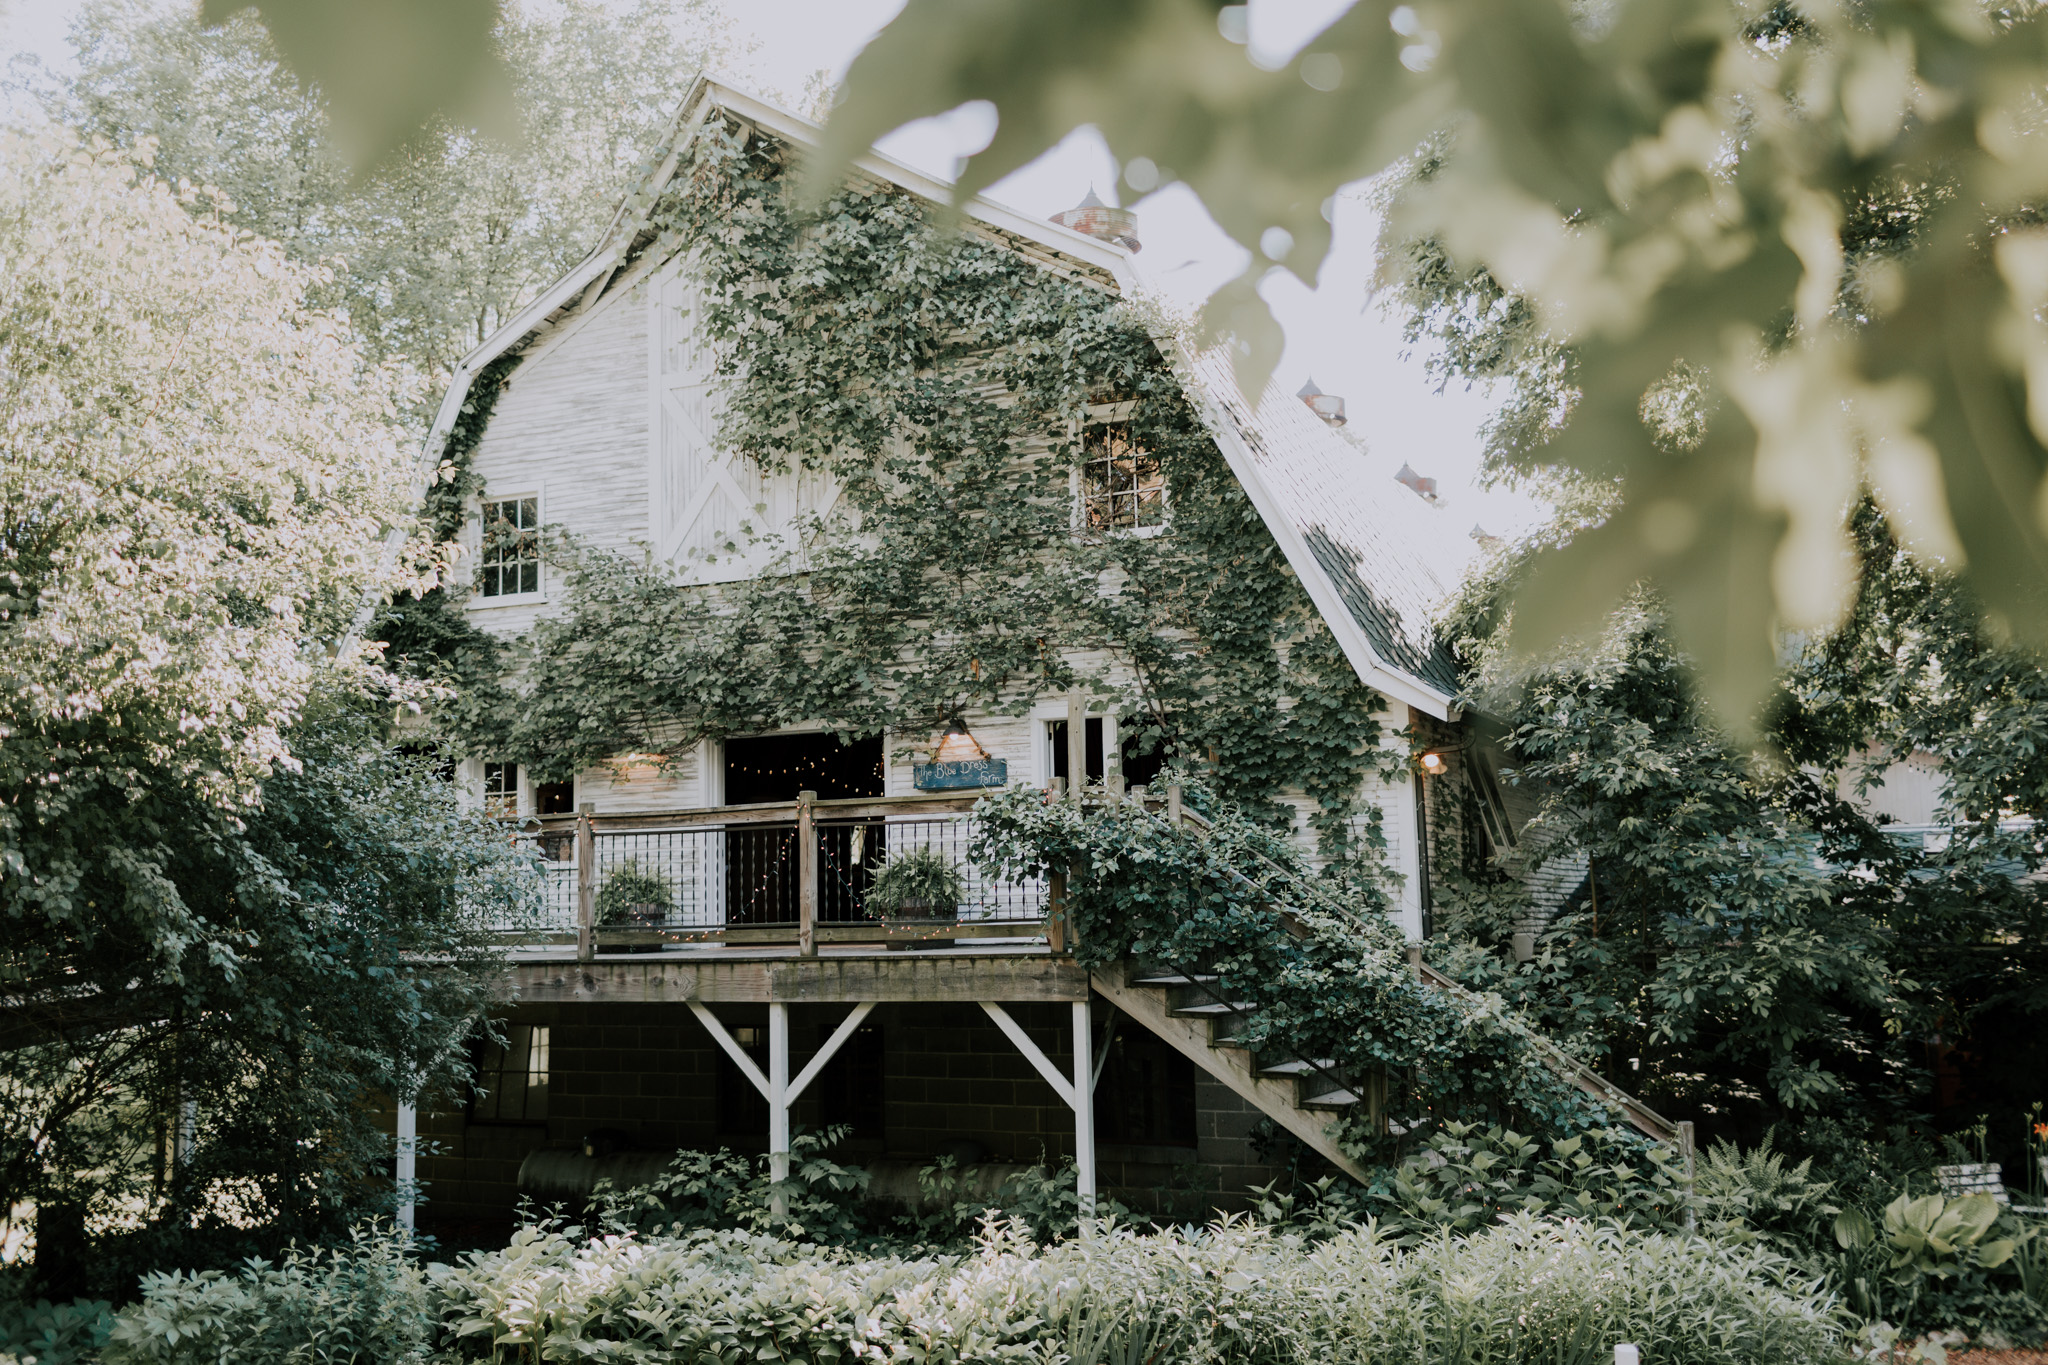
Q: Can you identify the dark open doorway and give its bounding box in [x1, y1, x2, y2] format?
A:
[721, 733, 884, 924]
[724, 732, 883, 804]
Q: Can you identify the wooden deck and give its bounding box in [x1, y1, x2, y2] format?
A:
[510, 943, 1089, 1005]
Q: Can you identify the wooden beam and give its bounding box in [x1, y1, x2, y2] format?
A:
[513, 953, 1089, 1004]
[980, 1002, 1075, 1109]
[687, 1001, 770, 1100]
[787, 1001, 877, 1104]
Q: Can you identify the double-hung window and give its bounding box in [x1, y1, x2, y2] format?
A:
[1077, 403, 1166, 535]
[479, 496, 541, 597]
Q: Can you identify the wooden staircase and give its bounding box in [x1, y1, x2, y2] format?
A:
[1074, 790, 1678, 1184]
[1091, 960, 1379, 1182]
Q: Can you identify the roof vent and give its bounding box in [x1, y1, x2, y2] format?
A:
[1050, 186, 1141, 252]
[1395, 462, 1441, 504]
[1296, 377, 1347, 427]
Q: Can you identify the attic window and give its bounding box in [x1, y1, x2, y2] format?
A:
[1079, 418, 1165, 534]
[480, 496, 541, 597]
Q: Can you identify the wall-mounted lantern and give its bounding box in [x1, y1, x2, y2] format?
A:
[1418, 749, 1451, 776]
[913, 719, 1008, 791]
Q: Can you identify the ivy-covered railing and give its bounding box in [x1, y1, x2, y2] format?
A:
[971, 780, 1676, 1157]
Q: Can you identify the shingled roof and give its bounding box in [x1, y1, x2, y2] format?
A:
[1179, 351, 1462, 717]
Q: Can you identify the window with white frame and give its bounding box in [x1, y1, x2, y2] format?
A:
[479, 496, 541, 597]
[1078, 414, 1165, 534]
[483, 761, 518, 817]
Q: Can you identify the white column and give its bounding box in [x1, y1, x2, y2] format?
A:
[768, 1002, 790, 1218]
[172, 1096, 197, 1168]
[1071, 999, 1096, 1219]
[395, 1102, 418, 1230]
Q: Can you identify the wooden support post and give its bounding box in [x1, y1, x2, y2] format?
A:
[1072, 997, 1096, 1220]
[1066, 693, 1086, 804]
[395, 1102, 417, 1231]
[1165, 783, 1182, 827]
[1677, 1120, 1697, 1232]
[768, 1002, 790, 1219]
[797, 790, 817, 958]
[1104, 709, 1124, 800]
[575, 803, 596, 962]
[1046, 868, 1067, 955]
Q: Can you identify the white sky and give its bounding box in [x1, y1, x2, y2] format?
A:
[0, 0, 1544, 579]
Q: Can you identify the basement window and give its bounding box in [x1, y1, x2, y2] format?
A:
[472, 1024, 550, 1124]
[479, 496, 541, 597]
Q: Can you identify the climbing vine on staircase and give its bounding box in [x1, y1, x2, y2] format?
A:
[420, 112, 1401, 853]
[970, 779, 1638, 1154]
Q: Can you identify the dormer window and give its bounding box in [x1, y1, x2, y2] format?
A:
[1078, 405, 1165, 535]
[479, 496, 541, 597]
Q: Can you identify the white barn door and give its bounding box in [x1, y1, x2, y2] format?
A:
[647, 263, 839, 582]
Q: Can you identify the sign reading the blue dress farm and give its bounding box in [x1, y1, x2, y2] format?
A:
[912, 759, 1008, 790]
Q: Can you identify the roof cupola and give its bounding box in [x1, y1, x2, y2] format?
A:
[1296, 377, 1347, 427]
[1050, 186, 1141, 252]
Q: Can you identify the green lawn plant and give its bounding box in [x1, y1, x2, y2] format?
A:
[865, 847, 965, 918]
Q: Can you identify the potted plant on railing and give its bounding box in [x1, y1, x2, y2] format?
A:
[596, 861, 674, 936]
[865, 848, 964, 943]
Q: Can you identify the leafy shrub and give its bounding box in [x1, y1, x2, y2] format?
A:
[865, 846, 963, 916]
[424, 1214, 1848, 1364]
[0, 1295, 113, 1365]
[102, 1222, 433, 1365]
[594, 860, 673, 924]
[1368, 1121, 1687, 1242]
[591, 1126, 872, 1244]
[1698, 1134, 1843, 1262]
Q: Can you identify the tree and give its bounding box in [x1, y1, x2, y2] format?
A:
[0, 131, 532, 1294]
[30, 0, 736, 395]
[1432, 504, 2048, 1150]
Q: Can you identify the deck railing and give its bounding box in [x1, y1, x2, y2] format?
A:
[508, 792, 1052, 956]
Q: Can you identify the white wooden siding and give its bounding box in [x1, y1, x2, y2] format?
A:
[648, 263, 841, 582]
[465, 277, 652, 637]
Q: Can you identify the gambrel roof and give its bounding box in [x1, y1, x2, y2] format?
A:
[420, 76, 1462, 720]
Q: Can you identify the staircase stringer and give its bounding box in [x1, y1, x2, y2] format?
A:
[1090, 962, 1371, 1184]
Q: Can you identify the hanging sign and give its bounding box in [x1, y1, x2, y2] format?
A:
[912, 758, 1007, 790]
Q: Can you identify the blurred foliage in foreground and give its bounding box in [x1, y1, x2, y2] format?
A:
[812, 0, 2048, 726]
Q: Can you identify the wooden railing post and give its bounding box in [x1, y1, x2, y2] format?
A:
[1066, 692, 1086, 804]
[575, 803, 596, 962]
[797, 790, 817, 957]
[1046, 868, 1067, 955]
[1165, 783, 1182, 827]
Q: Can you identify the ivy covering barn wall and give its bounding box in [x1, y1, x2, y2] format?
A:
[420, 116, 1402, 859]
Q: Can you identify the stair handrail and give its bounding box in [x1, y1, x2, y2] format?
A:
[1125, 788, 1679, 1145]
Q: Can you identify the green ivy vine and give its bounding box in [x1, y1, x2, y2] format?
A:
[968, 779, 1632, 1148]
[427, 115, 1399, 856]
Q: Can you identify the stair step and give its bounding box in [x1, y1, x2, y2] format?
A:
[1258, 1059, 1339, 1077]
[1171, 1002, 1254, 1017]
[1300, 1088, 1361, 1109]
[1131, 973, 1219, 988]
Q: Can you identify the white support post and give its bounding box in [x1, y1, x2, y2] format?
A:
[395, 1102, 418, 1231]
[768, 1003, 790, 1218]
[979, 1001, 1096, 1224]
[173, 1096, 197, 1169]
[1072, 998, 1096, 1219]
